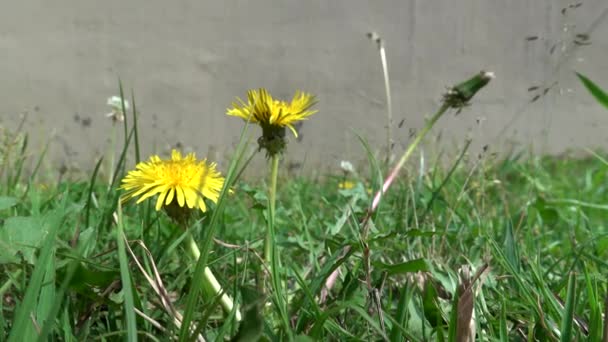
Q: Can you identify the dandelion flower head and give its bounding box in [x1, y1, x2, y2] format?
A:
[338, 180, 356, 190]
[120, 150, 224, 213]
[227, 88, 317, 138]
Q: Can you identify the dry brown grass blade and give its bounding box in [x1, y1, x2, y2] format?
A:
[134, 308, 167, 333]
[122, 236, 206, 342]
[456, 265, 474, 342]
[320, 268, 340, 305]
[456, 263, 490, 342]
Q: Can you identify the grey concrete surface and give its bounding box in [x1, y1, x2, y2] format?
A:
[1, 1, 608, 175]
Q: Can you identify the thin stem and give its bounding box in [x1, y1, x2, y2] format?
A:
[108, 124, 117, 189]
[360, 102, 451, 293]
[185, 232, 241, 321]
[265, 154, 280, 266]
[265, 153, 292, 337]
[379, 41, 393, 163]
[0, 269, 21, 298]
[369, 32, 393, 164]
[365, 103, 451, 233]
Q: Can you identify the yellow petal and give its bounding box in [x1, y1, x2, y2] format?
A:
[165, 187, 175, 205]
[135, 185, 163, 203]
[131, 182, 162, 198]
[185, 188, 198, 209]
[176, 186, 185, 207]
[198, 198, 207, 212]
[286, 124, 299, 137]
[155, 185, 170, 210]
[155, 192, 165, 211]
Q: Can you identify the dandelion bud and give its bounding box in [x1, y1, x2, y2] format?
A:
[443, 71, 494, 110]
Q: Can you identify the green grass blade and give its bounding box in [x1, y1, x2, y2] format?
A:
[118, 79, 129, 148]
[384, 310, 422, 342]
[35, 249, 55, 337]
[374, 258, 432, 275]
[0, 295, 5, 337]
[294, 245, 356, 332]
[8, 133, 28, 190]
[130, 91, 141, 163]
[291, 265, 322, 336]
[7, 201, 66, 341]
[61, 305, 74, 341]
[98, 127, 134, 233]
[560, 271, 576, 342]
[417, 139, 471, 223]
[19, 140, 49, 201]
[603, 292, 608, 342]
[84, 157, 104, 228]
[354, 132, 384, 198]
[108, 126, 134, 190]
[502, 221, 520, 272]
[576, 72, 608, 110]
[348, 303, 388, 340]
[116, 201, 138, 342]
[447, 284, 458, 342]
[36, 259, 79, 342]
[499, 295, 508, 341]
[583, 265, 601, 341]
[27, 137, 48, 182]
[178, 119, 252, 341]
[389, 284, 412, 342]
[231, 287, 264, 342]
[584, 148, 608, 167]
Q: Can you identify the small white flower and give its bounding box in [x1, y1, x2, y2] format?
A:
[107, 96, 129, 111]
[105, 96, 129, 123]
[340, 160, 354, 173]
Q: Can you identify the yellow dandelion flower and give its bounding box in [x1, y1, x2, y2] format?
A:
[227, 88, 317, 137]
[120, 150, 224, 213]
[338, 180, 356, 190]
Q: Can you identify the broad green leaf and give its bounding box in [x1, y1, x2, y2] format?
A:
[8, 206, 64, 342]
[0, 216, 47, 264]
[534, 196, 559, 226]
[374, 258, 432, 275]
[0, 197, 17, 211]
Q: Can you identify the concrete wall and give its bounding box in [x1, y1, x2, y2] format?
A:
[2, 1, 608, 174]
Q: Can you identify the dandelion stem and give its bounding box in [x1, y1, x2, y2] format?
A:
[368, 32, 393, 164]
[265, 154, 280, 267]
[360, 102, 450, 292]
[185, 232, 241, 321]
[368, 103, 450, 224]
[378, 41, 393, 163]
[265, 153, 292, 337]
[366, 70, 493, 216]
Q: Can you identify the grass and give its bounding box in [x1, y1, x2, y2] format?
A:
[0, 73, 607, 341]
[2, 121, 608, 341]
